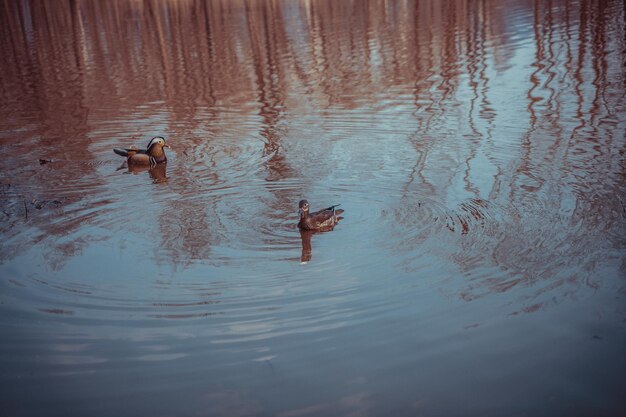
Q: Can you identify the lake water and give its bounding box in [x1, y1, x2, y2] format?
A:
[0, 0, 625, 416]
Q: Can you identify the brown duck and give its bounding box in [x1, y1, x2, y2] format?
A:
[113, 136, 169, 166]
[297, 200, 344, 231]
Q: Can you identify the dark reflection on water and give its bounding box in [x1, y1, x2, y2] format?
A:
[0, 0, 625, 416]
[123, 161, 168, 183]
[299, 229, 314, 263]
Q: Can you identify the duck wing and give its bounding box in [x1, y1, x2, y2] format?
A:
[308, 205, 343, 229]
[113, 146, 145, 157]
[313, 204, 344, 217]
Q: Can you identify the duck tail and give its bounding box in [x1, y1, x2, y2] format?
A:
[113, 148, 129, 157]
[326, 204, 343, 216]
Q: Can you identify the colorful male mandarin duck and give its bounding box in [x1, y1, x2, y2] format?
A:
[297, 200, 344, 231]
[113, 136, 169, 166]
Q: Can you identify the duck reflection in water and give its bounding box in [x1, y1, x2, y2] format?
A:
[134, 162, 168, 184]
[298, 200, 344, 263]
[116, 158, 168, 183]
[299, 229, 314, 263]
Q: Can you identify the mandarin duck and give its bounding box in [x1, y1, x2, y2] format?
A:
[114, 136, 169, 166]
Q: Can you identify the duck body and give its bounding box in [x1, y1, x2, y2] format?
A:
[297, 200, 344, 231]
[114, 136, 169, 166]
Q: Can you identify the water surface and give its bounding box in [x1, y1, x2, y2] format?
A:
[0, 0, 625, 416]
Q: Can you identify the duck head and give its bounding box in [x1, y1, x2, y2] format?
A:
[147, 136, 169, 150]
[298, 200, 310, 218]
[146, 136, 170, 161]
